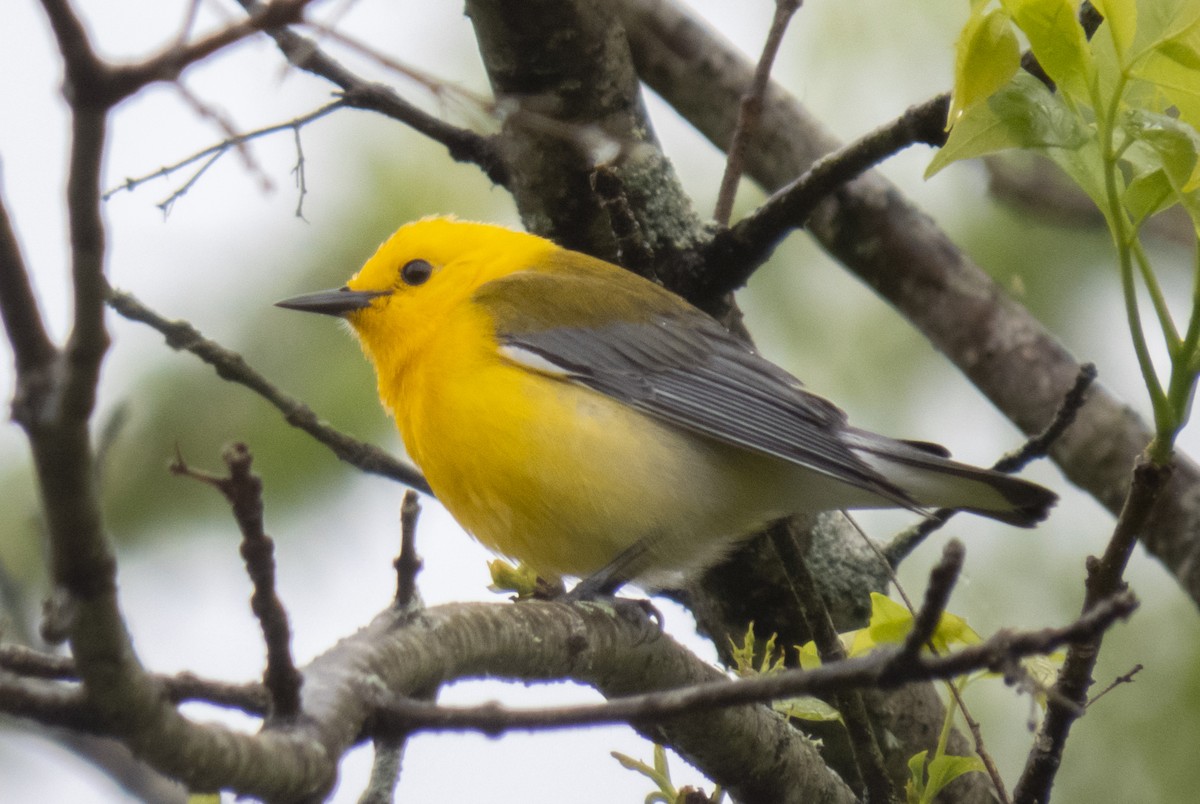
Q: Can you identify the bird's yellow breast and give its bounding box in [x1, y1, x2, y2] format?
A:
[385, 298, 792, 581]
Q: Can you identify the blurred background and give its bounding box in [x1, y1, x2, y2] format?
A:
[1, 1, 1197, 801]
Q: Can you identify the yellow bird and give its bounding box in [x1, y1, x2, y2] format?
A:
[277, 217, 1054, 590]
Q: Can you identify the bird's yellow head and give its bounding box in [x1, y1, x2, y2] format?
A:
[276, 216, 560, 405]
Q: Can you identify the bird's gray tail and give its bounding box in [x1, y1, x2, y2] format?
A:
[845, 429, 1057, 527]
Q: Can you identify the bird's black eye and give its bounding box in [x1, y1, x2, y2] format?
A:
[400, 259, 434, 286]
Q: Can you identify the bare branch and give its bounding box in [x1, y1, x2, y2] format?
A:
[885, 364, 1095, 565]
[41, 0, 315, 108]
[901, 540, 965, 659]
[102, 101, 344, 206]
[394, 490, 424, 608]
[0, 188, 56, 372]
[703, 94, 949, 297]
[712, 0, 802, 226]
[1014, 458, 1169, 803]
[106, 288, 432, 494]
[171, 444, 302, 721]
[233, 0, 509, 186]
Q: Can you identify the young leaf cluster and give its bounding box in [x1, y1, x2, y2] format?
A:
[933, 0, 1200, 461]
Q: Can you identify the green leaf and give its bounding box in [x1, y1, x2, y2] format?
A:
[1123, 166, 1175, 224]
[846, 592, 981, 657]
[1138, 53, 1200, 133]
[927, 610, 983, 654]
[929, 70, 1094, 178]
[906, 749, 987, 804]
[949, 8, 1022, 127]
[774, 695, 843, 723]
[848, 593, 913, 655]
[923, 754, 987, 802]
[988, 72, 1090, 149]
[1126, 110, 1200, 186]
[1042, 138, 1111, 210]
[1092, 0, 1138, 61]
[1135, 1, 1200, 131]
[927, 93, 1021, 176]
[1001, 0, 1095, 102]
[796, 639, 823, 669]
[906, 750, 930, 804]
[1123, 109, 1200, 230]
[486, 559, 542, 597]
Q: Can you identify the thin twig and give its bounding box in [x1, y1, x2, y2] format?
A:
[712, 0, 803, 226]
[234, 0, 509, 186]
[291, 124, 309, 219]
[107, 288, 432, 494]
[948, 677, 1010, 804]
[1086, 663, 1143, 708]
[171, 444, 302, 720]
[907, 542, 1011, 803]
[884, 363, 1096, 566]
[844, 520, 1010, 803]
[171, 0, 205, 51]
[102, 101, 344, 202]
[701, 93, 949, 299]
[172, 80, 274, 194]
[1014, 458, 1167, 804]
[900, 540, 964, 659]
[0, 645, 269, 715]
[993, 363, 1098, 474]
[394, 491, 424, 608]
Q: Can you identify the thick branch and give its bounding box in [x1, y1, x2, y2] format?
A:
[465, 0, 701, 264]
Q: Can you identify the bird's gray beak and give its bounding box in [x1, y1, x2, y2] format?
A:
[275, 286, 389, 317]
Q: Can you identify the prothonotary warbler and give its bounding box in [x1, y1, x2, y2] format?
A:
[277, 217, 1055, 590]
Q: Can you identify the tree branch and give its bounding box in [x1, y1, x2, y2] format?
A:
[233, 0, 509, 187]
[370, 593, 1135, 735]
[712, 0, 803, 226]
[171, 444, 302, 721]
[464, 0, 701, 264]
[1014, 457, 1169, 803]
[885, 363, 1096, 565]
[702, 94, 949, 299]
[0, 189, 56, 372]
[106, 288, 432, 494]
[770, 522, 897, 802]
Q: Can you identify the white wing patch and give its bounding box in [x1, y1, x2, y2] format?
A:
[499, 343, 575, 378]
